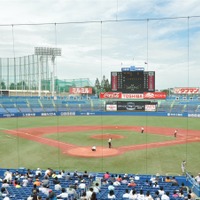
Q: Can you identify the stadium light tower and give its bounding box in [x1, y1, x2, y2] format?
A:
[34, 47, 61, 97]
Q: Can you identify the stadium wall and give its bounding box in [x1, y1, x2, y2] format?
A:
[1, 111, 200, 118]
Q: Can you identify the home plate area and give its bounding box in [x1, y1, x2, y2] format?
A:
[65, 146, 120, 158]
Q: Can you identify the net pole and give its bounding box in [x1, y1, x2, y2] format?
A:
[145, 19, 149, 174]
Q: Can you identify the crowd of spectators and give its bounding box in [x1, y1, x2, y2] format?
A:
[0, 168, 199, 200]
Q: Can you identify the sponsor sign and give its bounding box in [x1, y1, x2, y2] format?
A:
[167, 113, 183, 117]
[145, 104, 157, 112]
[100, 92, 122, 99]
[188, 113, 200, 118]
[60, 112, 76, 116]
[106, 104, 117, 111]
[143, 92, 166, 99]
[173, 87, 199, 94]
[69, 87, 92, 94]
[122, 93, 143, 99]
[117, 101, 157, 112]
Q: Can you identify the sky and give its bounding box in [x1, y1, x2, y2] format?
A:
[0, 0, 200, 90]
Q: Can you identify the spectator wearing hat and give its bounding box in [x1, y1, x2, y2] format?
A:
[35, 168, 42, 177]
[78, 179, 86, 190]
[128, 180, 136, 187]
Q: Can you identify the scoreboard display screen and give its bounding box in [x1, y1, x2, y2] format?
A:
[111, 71, 155, 93]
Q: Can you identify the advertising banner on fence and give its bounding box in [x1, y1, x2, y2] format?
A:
[173, 87, 200, 94]
[122, 93, 144, 99]
[69, 87, 92, 94]
[143, 92, 166, 99]
[145, 104, 157, 111]
[100, 92, 122, 99]
[116, 101, 157, 112]
[106, 104, 117, 111]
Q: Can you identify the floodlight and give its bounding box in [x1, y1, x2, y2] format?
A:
[34, 47, 61, 56]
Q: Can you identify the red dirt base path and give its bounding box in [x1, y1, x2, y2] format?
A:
[4, 125, 200, 158]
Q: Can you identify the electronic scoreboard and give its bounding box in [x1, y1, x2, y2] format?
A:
[111, 71, 155, 93]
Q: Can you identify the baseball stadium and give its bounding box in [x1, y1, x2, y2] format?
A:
[0, 15, 200, 200]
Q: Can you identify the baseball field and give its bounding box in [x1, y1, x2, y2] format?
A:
[0, 115, 199, 176]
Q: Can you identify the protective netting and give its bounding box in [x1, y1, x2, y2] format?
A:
[0, 16, 199, 176]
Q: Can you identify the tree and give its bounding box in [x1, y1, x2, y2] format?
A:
[104, 78, 111, 92]
[10, 83, 16, 90]
[160, 89, 169, 95]
[17, 81, 27, 90]
[101, 75, 106, 88]
[0, 81, 6, 89]
[95, 78, 100, 89]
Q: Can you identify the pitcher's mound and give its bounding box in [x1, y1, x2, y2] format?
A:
[65, 146, 120, 158]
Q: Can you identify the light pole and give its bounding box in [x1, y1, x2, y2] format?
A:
[34, 47, 61, 98]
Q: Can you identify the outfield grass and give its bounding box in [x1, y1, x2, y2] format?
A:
[0, 116, 199, 176]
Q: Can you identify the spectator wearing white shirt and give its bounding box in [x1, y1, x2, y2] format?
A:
[129, 189, 138, 200]
[35, 168, 42, 177]
[86, 187, 93, 199]
[93, 182, 100, 193]
[108, 190, 116, 199]
[22, 177, 28, 187]
[122, 189, 129, 198]
[1, 180, 9, 188]
[78, 179, 86, 190]
[57, 188, 68, 199]
[4, 170, 12, 183]
[54, 181, 62, 191]
[57, 171, 63, 179]
[108, 182, 115, 191]
[161, 191, 170, 200]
